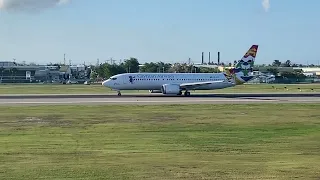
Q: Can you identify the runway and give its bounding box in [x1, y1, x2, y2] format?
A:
[0, 93, 319, 105]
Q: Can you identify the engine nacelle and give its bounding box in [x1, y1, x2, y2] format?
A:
[149, 90, 162, 93]
[161, 84, 181, 94]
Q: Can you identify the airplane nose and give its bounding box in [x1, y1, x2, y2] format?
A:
[102, 79, 110, 87]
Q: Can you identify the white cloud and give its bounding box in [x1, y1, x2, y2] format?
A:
[262, 0, 270, 12]
[0, 0, 70, 12]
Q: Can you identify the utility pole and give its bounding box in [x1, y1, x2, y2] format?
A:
[108, 58, 117, 64]
[96, 58, 100, 66]
[64, 54, 66, 65]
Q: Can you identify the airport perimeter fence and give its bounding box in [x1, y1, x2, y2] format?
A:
[248, 77, 320, 84]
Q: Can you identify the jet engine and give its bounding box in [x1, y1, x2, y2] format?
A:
[161, 84, 181, 94]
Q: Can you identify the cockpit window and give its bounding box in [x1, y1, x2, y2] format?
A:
[110, 77, 117, 80]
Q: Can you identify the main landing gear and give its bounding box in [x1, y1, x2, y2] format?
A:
[116, 90, 189, 97]
[178, 90, 190, 96]
[184, 91, 191, 96]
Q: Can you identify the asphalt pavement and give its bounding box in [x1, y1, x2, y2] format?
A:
[0, 93, 319, 105]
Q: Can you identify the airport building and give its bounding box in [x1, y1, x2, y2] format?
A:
[0, 61, 38, 83]
[0, 61, 91, 84]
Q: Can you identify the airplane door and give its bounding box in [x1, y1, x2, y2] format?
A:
[128, 75, 134, 85]
[122, 76, 128, 85]
[122, 75, 137, 90]
[123, 75, 134, 85]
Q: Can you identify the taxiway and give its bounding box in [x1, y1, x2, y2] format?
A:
[0, 93, 319, 106]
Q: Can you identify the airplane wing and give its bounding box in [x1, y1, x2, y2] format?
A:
[179, 80, 228, 89]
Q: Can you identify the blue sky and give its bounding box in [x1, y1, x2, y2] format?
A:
[0, 0, 320, 65]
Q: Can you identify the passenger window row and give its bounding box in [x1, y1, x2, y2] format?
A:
[133, 78, 220, 81]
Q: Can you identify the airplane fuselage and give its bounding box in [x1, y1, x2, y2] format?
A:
[103, 72, 235, 91]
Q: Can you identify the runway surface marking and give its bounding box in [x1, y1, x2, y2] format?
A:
[0, 99, 281, 104]
[0, 93, 319, 105]
[0, 97, 319, 106]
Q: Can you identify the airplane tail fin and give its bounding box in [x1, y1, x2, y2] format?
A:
[234, 45, 258, 75]
[225, 45, 259, 84]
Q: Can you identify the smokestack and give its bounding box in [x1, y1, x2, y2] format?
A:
[208, 52, 211, 64]
[218, 52, 220, 65]
[201, 52, 204, 64]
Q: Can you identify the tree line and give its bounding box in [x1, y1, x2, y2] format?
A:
[89, 58, 317, 83]
[257, 59, 320, 68]
[90, 57, 221, 81]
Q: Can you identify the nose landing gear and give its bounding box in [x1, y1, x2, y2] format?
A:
[117, 91, 121, 96]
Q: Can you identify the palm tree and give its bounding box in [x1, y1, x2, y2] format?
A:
[284, 60, 292, 67]
[272, 60, 281, 67]
[233, 60, 238, 66]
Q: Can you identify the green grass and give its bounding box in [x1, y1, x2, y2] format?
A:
[0, 83, 319, 94]
[0, 104, 320, 179]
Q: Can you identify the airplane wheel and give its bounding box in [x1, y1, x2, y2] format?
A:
[184, 91, 190, 96]
[117, 92, 121, 96]
[177, 91, 182, 95]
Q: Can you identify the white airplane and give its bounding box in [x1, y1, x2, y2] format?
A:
[102, 45, 259, 96]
